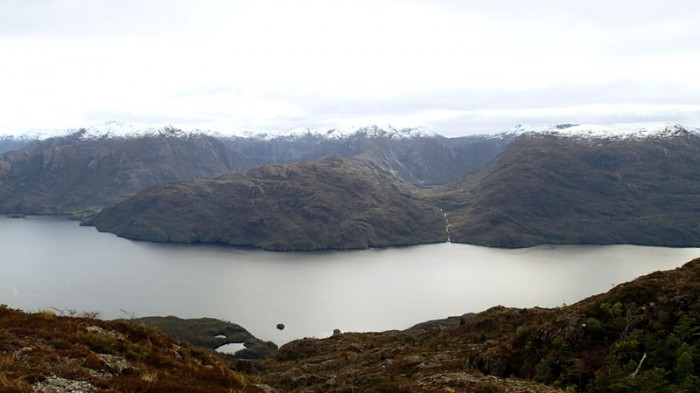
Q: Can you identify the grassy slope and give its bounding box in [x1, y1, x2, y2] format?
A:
[437, 130, 700, 247]
[92, 156, 446, 251]
[0, 306, 255, 392]
[2, 259, 698, 392]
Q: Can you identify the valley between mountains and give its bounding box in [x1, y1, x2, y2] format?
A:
[1, 124, 699, 250]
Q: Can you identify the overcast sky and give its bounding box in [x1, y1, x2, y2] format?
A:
[1, 0, 699, 137]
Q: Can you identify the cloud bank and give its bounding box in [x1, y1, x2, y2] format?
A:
[0, 0, 699, 136]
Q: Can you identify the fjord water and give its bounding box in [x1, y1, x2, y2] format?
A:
[1, 216, 699, 344]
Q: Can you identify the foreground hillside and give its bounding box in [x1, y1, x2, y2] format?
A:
[3, 259, 699, 391]
[91, 156, 446, 250]
[0, 306, 259, 392]
[252, 258, 700, 392]
[440, 125, 700, 247]
[0, 311, 559, 393]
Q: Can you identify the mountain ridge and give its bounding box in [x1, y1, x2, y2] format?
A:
[3, 122, 700, 250]
[84, 123, 700, 250]
[0, 126, 512, 218]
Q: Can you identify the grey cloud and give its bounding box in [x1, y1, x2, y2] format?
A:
[83, 77, 700, 136]
[424, 106, 700, 137]
[82, 109, 213, 128]
[264, 80, 700, 120]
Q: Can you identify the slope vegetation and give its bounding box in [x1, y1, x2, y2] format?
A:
[438, 126, 700, 247]
[0, 306, 256, 392]
[2, 258, 698, 392]
[92, 156, 446, 250]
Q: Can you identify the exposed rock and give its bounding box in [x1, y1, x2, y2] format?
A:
[33, 376, 96, 393]
[131, 316, 278, 359]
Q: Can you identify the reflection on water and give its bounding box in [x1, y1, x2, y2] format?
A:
[1, 216, 699, 344]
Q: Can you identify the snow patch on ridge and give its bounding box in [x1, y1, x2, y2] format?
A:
[2, 122, 434, 141]
[506, 122, 698, 140]
[3, 121, 698, 141]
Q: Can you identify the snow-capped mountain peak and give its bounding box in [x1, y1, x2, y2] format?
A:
[512, 122, 696, 140]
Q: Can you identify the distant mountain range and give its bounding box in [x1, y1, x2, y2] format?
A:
[222, 125, 513, 186]
[0, 129, 243, 216]
[2, 123, 699, 249]
[0, 126, 511, 219]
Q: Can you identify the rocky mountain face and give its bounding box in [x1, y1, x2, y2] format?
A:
[438, 125, 700, 247]
[0, 127, 510, 219]
[91, 156, 446, 251]
[0, 135, 33, 154]
[223, 126, 514, 187]
[0, 130, 243, 216]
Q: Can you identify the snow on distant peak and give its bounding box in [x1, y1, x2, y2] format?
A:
[237, 124, 431, 141]
[85, 121, 141, 137]
[513, 122, 694, 140]
[356, 125, 430, 139]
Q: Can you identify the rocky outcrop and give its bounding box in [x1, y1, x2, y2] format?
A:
[132, 316, 278, 360]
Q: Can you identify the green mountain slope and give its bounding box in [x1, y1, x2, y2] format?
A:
[438, 127, 700, 247]
[91, 156, 446, 250]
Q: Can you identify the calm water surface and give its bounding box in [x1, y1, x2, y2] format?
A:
[1, 216, 698, 344]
